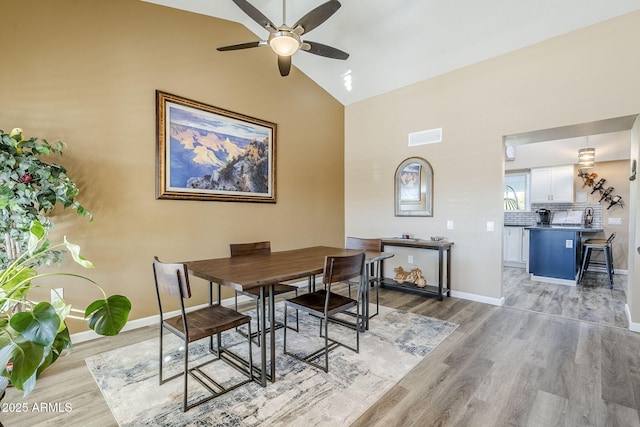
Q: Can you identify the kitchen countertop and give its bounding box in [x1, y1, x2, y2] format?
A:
[525, 225, 603, 232]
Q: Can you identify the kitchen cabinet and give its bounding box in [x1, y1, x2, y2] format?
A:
[503, 226, 528, 267]
[529, 228, 578, 281]
[526, 226, 602, 284]
[530, 165, 574, 203]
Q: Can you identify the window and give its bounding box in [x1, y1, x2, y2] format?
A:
[504, 172, 530, 211]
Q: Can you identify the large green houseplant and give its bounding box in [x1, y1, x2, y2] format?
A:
[0, 127, 91, 267]
[0, 128, 131, 396]
[0, 221, 131, 395]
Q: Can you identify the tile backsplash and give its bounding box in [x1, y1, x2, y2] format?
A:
[504, 202, 603, 227]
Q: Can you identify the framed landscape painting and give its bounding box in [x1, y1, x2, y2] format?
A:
[156, 91, 276, 203]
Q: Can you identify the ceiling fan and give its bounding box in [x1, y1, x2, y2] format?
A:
[217, 0, 349, 77]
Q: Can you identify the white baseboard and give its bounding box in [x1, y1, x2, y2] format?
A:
[70, 278, 312, 345]
[530, 274, 577, 286]
[450, 290, 505, 307]
[625, 304, 640, 333]
[71, 300, 216, 344]
[585, 267, 628, 275]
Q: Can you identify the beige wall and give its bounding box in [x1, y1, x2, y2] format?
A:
[0, 0, 345, 332]
[345, 12, 640, 316]
[573, 160, 630, 270]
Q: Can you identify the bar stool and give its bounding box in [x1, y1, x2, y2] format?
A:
[578, 233, 615, 288]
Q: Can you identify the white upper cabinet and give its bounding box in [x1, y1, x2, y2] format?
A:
[530, 165, 574, 203]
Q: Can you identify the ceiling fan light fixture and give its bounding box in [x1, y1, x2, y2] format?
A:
[269, 31, 301, 56]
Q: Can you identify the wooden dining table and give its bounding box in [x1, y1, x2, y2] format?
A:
[186, 245, 393, 386]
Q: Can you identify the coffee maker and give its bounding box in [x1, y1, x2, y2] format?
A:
[536, 208, 551, 225]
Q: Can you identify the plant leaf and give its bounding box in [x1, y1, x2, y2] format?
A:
[0, 317, 15, 357]
[29, 220, 46, 240]
[10, 302, 60, 346]
[37, 327, 71, 376]
[63, 236, 94, 268]
[26, 220, 46, 252]
[85, 295, 131, 336]
[0, 267, 36, 304]
[0, 337, 45, 395]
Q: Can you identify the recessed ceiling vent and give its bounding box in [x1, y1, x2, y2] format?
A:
[408, 128, 442, 147]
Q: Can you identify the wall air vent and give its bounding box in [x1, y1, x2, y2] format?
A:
[408, 128, 442, 147]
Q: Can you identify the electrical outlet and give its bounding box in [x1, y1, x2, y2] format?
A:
[565, 240, 573, 249]
[408, 255, 414, 264]
[608, 217, 622, 225]
[447, 220, 454, 230]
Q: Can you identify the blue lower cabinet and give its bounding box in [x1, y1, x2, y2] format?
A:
[529, 229, 579, 280]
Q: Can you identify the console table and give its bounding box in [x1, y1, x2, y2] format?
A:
[379, 238, 453, 301]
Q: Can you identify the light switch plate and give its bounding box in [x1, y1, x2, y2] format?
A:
[608, 217, 622, 225]
[447, 220, 454, 230]
[487, 221, 494, 231]
[566, 240, 573, 248]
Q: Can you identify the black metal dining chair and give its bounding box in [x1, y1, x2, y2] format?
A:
[345, 236, 382, 318]
[230, 241, 299, 345]
[152, 257, 254, 412]
[283, 252, 365, 372]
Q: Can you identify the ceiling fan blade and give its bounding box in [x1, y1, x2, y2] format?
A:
[278, 55, 291, 76]
[292, 0, 341, 35]
[301, 41, 349, 60]
[217, 41, 265, 51]
[232, 0, 276, 32]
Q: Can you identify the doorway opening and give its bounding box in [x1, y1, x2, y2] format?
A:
[501, 115, 638, 328]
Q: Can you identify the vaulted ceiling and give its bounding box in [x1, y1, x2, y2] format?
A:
[142, 0, 640, 105]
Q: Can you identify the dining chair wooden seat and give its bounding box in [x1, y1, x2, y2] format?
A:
[283, 252, 365, 372]
[152, 257, 254, 412]
[345, 237, 382, 318]
[230, 241, 299, 345]
[284, 289, 356, 315]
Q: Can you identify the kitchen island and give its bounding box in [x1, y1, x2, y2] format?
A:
[525, 225, 603, 285]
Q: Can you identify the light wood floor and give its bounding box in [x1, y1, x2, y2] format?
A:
[3, 287, 640, 426]
[503, 266, 629, 328]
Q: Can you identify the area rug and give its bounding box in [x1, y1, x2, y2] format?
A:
[86, 304, 457, 426]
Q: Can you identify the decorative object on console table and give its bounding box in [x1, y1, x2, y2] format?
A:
[393, 266, 427, 287]
[380, 238, 452, 300]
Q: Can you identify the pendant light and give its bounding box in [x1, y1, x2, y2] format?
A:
[578, 136, 595, 169]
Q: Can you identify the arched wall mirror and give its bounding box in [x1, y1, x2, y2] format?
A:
[394, 157, 433, 217]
